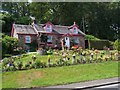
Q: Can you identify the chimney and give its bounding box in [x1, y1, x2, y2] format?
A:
[32, 20, 37, 25]
[30, 16, 37, 25]
[74, 21, 76, 25]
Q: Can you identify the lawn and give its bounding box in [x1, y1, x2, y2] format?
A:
[2, 61, 119, 88]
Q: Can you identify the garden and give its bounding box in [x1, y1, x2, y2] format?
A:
[1, 47, 120, 88]
[1, 34, 120, 88]
[1, 47, 120, 72]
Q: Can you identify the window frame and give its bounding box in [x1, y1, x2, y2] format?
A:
[46, 25, 51, 32]
[25, 35, 31, 43]
[73, 27, 78, 34]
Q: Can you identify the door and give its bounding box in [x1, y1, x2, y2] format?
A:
[65, 37, 70, 48]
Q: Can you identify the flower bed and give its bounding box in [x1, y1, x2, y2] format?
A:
[1, 49, 119, 72]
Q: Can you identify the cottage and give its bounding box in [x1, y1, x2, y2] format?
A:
[11, 21, 85, 50]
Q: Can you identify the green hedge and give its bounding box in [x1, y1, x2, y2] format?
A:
[88, 40, 112, 50]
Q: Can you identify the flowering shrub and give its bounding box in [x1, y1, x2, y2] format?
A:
[17, 61, 23, 70]
[1, 49, 119, 72]
[24, 63, 30, 69]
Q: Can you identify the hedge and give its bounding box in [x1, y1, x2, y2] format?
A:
[87, 40, 112, 50]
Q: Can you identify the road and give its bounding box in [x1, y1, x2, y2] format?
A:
[74, 83, 120, 90]
[96, 83, 119, 88]
[45, 77, 120, 90]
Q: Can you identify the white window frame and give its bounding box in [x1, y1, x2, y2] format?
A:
[47, 36, 52, 42]
[25, 36, 31, 43]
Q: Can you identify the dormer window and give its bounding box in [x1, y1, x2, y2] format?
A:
[46, 25, 51, 32]
[73, 27, 78, 34]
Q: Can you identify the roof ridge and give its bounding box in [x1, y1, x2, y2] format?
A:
[14, 24, 32, 26]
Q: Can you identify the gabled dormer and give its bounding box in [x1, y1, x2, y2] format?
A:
[73, 26, 78, 34]
[69, 22, 79, 34]
[43, 21, 53, 33]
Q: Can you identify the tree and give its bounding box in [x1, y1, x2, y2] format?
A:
[1, 2, 119, 41]
[1, 13, 14, 33]
[114, 39, 120, 51]
[2, 2, 31, 33]
[2, 34, 18, 57]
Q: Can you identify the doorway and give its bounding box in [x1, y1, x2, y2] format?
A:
[64, 37, 70, 48]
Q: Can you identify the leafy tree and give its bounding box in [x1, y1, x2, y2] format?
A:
[1, 13, 14, 33]
[85, 35, 100, 40]
[40, 34, 48, 43]
[114, 39, 120, 51]
[1, 2, 120, 41]
[2, 34, 18, 57]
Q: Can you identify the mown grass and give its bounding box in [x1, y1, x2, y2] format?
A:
[2, 61, 119, 88]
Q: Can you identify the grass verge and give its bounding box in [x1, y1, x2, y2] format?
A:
[2, 61, 119, 88]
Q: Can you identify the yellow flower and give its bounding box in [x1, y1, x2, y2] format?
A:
[48, 55, 51, 59]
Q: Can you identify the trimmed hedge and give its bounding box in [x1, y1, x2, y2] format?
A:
[87, 40, 112, 50]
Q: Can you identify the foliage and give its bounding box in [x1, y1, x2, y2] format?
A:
[88, 40, 111, 50]
[1, 2, 120, 41]
[17, 61, 23, 70]
[32, 60, 47, 69]
[16, 16, 31, 25]
[24, 63, 30, 69]
[9, 66, 16, 71]
[1, 50, 119, 72]
[2, 34, 18, 57]
[2, 58, 9, 68]
[40, 34, 48, 43]
[26, 40, 38, 51]
[85, 34, 100, 40]
[114, 39, 120, 51]
[1, 13, 14, 33]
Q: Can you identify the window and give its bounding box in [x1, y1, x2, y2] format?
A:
[73, 27, 78, 34]
[47, 36, 52, 42]
[46, 25, 51, 32]
[25, 36, 31, 43]
[73, 37, 79, 44]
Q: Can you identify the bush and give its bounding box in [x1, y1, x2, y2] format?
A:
[17, 61, 23, 70]
[21, 54, 29, 58]
[2, 35, 18, 57]
[2, 58, 9, 67]
[24, 63, 30, 69]
[9, 66, 16, 71]
[32, 60, 47, 69]
[114, 39, 120, 51]
[49, 63, 58, 67]
[35, 60, 41, 68]
[63, 61, 71, 66]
